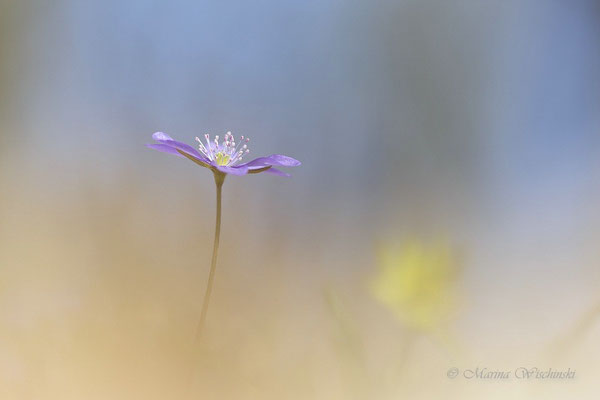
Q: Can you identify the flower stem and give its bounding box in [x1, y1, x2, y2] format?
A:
[195, 171, 226, 341]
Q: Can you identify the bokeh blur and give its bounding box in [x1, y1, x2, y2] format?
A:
[1, 1, 599, 399]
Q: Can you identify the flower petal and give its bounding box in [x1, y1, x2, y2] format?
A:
[146, 143, 185, 157]
[263, 167, 291, 177]
[152, 132, 174, 141]
[239, 154, 301, 168]
[161, 140, 208, 161]
[216, 165, 249, 176]
[176, 149, 212, 168]
[151, 134, 210, 163]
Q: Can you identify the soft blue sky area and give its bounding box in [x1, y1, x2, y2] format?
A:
[5, 0, 599, 253]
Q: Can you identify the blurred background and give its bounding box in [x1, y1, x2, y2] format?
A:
[1, 0, 599, 399]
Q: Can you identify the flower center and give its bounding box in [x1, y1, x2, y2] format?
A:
[215, 152, 230, 166]
[196, 131, 250, 166]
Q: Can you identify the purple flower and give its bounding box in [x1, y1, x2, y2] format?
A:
[146, 131, 300, 177]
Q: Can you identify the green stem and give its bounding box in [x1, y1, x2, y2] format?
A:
[195, 171, 225, 341]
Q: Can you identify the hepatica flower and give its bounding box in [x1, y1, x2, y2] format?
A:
[147, 131, 300, 177]
[147, 131, 300, 339]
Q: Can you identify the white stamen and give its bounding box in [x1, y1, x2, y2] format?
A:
[197, 131, 251, 166]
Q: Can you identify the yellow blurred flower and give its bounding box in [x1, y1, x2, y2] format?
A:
[370, 239, 460, 331]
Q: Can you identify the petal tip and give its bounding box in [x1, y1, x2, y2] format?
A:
[279, 155, 301, 167]
[152, 132, 173, 141]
